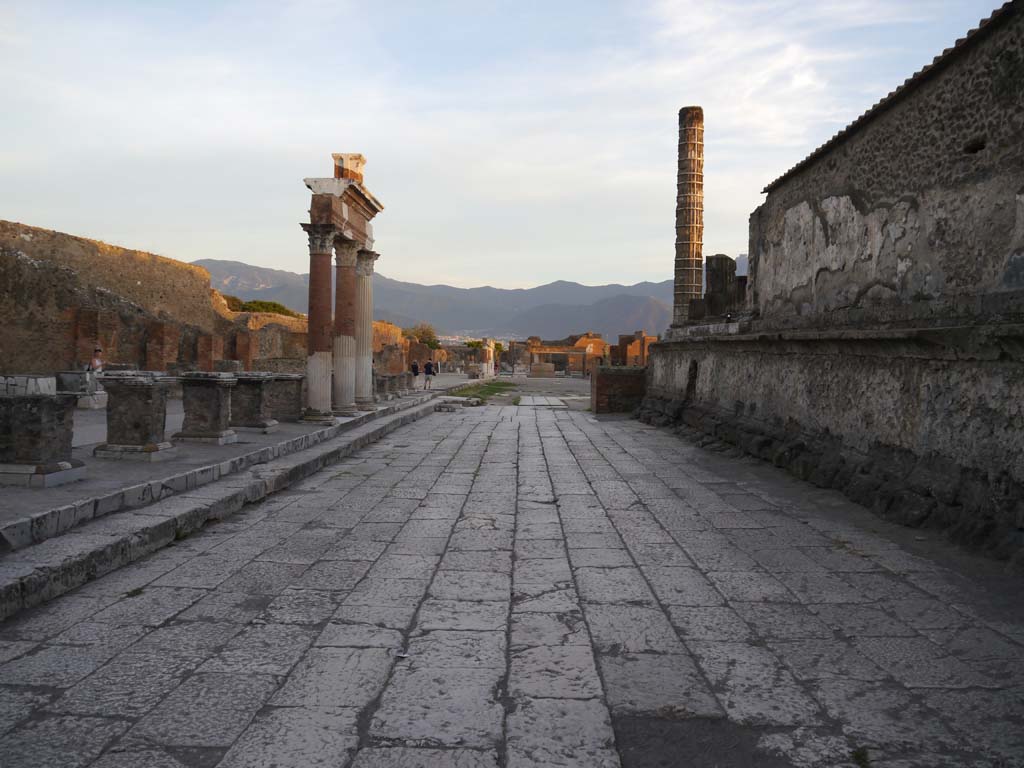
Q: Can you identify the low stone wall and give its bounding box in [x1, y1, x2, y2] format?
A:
[591, 367, 646, 414]
[638, 327, 1024, 567]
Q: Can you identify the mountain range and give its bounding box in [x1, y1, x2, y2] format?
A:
[194, 256, 746, 340]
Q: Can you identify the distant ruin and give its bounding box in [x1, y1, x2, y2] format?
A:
[641, 3, 1024, 565]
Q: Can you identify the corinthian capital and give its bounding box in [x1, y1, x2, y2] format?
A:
[334, 238, 360, 267]
[356, 250, 380, 277]
[301, 224, 336, 255]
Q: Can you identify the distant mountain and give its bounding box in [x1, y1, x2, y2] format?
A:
[502, 296, 672, 340]
[194, 258, 676, 339]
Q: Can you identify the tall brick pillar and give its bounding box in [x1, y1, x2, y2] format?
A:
[302, 224, 336, 419]
[333, 239, 359, 417]
[355, 249, 379, 409]
[672, 106, 704, 327]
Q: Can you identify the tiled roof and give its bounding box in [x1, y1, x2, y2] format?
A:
[762, 1, 1019, 193]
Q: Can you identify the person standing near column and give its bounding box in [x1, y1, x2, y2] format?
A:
[424, 359, 434, 389]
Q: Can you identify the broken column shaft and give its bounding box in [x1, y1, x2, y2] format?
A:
[673, 106, 704, 326]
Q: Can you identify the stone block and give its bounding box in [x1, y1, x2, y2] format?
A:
[174, 372, 237, 444]
[230, 373, 279, 433]
[266, 374, 304, 422]
[94, 375, 176, 461]
[591, 366, 646, 413]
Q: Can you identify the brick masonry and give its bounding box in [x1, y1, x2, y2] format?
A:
[591, 366, 647, 414]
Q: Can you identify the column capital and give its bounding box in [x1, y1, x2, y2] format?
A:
[334, 238, 360, 267]
[356, 250, 379, 277]
[301, 223, 336, 255]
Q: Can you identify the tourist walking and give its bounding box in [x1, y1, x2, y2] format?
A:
[424, 359, 434, 389]
[411, 359, 420, 388]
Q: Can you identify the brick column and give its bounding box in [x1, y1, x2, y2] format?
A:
[301, 224, 336, 420]
[672, 105, 704, 327]
[355, 250, 379, 409]
[333, 239, 359, 417]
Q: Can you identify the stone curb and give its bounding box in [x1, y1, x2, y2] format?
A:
[0, 397, 441, 622]
[0, 393, 438, 553]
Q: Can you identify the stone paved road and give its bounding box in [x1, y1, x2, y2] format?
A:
[1, 405, 1023, 767]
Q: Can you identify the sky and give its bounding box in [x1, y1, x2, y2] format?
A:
[0, 0, 1000, 288]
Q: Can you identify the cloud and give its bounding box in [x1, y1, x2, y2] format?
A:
[0, 0, 995, 287]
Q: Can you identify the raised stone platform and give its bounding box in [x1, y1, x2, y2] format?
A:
[0, 391, 447, 620]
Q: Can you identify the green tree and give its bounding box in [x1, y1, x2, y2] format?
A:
[465, 340, 483, 349]
[239, 300, 301, 318]
[403, 322, 441, 349]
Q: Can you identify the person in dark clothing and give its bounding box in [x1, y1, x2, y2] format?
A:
[411, 360, 420, 389]
[424, 359, 434, 389]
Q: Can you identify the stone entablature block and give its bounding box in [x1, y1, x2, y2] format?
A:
[1, 375, 57, 396]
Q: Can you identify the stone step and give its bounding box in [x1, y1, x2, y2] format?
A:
[0, 394, 438, 553]
[0, 397, 441, 622]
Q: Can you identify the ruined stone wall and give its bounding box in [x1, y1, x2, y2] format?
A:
[748, 8, 1024, 328]
[0, 221, 221, 332]
[591, 367, 647, 413]
[373, 321, 404, 351]
[640, 330, 1024, 564]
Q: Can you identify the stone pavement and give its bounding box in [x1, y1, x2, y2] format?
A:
[1, 404, 1022, 767]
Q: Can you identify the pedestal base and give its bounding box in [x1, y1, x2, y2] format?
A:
[0, 460, 86, 487]
[173, 430, 238, 445]
[302, 409, 336, 425]
[355, 399, 377, 411]
[332, 406, 359, 418]
[94, 442, 178, 462]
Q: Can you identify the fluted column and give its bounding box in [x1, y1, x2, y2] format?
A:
[301, 224, 336, 420]
[332, 239, 359, 416]
[355, 250, 379, 409]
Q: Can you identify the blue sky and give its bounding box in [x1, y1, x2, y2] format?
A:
[0, 0, 999, 288]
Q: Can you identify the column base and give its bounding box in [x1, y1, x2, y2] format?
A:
[0, 460, 86, 487]
[332, 405, 360, 418]
[93, 442, 177, 462]
[355, 398, 377, 411]
[301, 409, 336, 425]
[173, 430, 238, 445]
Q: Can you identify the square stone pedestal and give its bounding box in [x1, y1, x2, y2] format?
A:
[0, 393, 83, 487]
[94, 374, 177, 462]
[174, 372, 237, 444]
[231, 373, 280, 434]
[266, 374, 305, 423]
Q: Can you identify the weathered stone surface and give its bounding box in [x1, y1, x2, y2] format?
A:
[507, 698, 620, 767]
[218, 706, 359, 768]
[273, 647, 392, 708]
[124, 673, 278, 747]
[351, 747, 499, 767]
[598, 652, 722, 718]
[370, 667, 503, 748]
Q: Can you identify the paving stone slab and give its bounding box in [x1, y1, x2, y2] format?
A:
[689, 641, 823, 726]
[584, 604, 687, 654]
[509, 645, 603, 699]
[507, 697, 620, 768]
[370, 667, 504, 748]
[273, 647, 392, 709]
[217, 706, 359, 768]
[598, 652, 722, 718]
[125, 672, 279, 748]
[0, 714, 130, 768]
